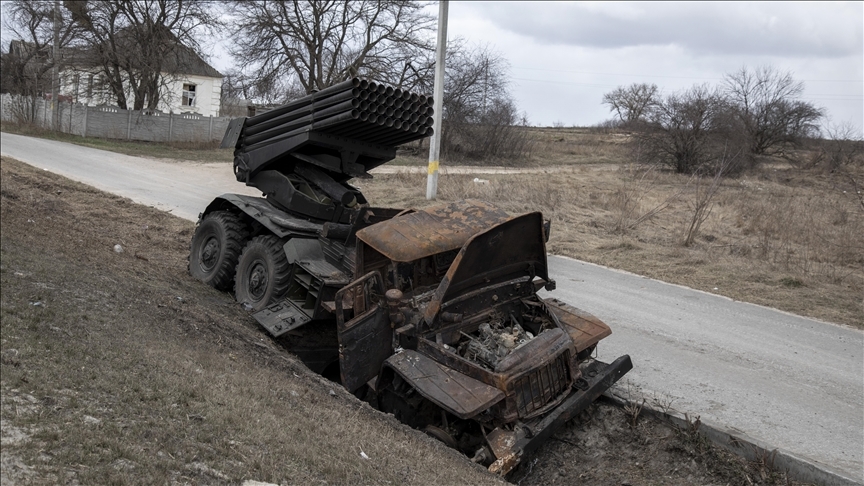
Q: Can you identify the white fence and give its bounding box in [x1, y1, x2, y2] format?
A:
[0, 93, 233, 143]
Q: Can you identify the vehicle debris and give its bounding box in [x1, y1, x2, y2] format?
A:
[187, 77, 631, 476]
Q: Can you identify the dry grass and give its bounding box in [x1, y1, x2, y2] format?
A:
[359, 162, 863, 327]
[526, 127, 634, 166]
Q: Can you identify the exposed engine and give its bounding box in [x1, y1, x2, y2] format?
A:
[459, 322, 534, 370]
[456, 303, 557, 370]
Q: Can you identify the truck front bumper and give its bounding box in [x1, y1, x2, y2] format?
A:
[486, 354, 633, 475]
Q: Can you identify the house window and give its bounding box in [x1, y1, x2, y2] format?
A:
[182, 83, 196, 106]
[87, 74, 94, 98]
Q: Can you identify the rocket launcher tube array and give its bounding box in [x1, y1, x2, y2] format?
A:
[234, 81, 435, 153]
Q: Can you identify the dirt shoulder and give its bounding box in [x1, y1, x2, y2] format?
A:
[0, 157, 810, 485]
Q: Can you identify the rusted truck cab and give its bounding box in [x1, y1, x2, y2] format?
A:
[332, 200, 631, 475]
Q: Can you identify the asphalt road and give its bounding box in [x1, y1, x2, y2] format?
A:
[2, 132, 863, 481]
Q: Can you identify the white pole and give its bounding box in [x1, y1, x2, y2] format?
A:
[426, 0, 448, 200]
[50, 0, 61, 131]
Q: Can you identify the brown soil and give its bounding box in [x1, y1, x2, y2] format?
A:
[0, 156, 810, 485]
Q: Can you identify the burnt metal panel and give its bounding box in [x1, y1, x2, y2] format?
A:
[423, 212, 550, 325]
[355, 200, 511, 263]
[513, 356, 632, 457]
[283, 238, 349, 284]
[495, 328, 569, 375]
[544, 298, 612, 353]
[512, 350, 571, 419]
[487, 355, 633, 476]
[335, 272, 391, 392]
[253, 300, 312, 337]
[383, 350, 505, 419]
[319, 237, 355, 277]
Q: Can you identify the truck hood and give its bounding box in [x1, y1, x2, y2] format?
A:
[423, 211, 549, 324]
[355, 200, 511, 262]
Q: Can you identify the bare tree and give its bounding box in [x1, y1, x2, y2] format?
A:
[723, 65, 823, 156]
[228, 0, 434, 99]
[1, 0, 81, 122]
[434, 40, 531, 162]
[64, 0, 219, 111]
[640, 84, 743, 174]
[602, 83, 659, 127]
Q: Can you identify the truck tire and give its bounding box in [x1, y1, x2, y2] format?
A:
[235, 235, 291, 311]
[189, 210, 250, 290]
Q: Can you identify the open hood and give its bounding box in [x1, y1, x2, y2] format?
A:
[423, 212, 549, 323]
[355, 200, 511, 262]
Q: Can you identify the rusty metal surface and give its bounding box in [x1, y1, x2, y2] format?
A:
[544, 298, 612, 352]
[515, 356, 633, 455]
[383, 350, 505, 419]
[512, 349, 572, 419]
[486, 428, 520, 463]
[487, 427, 522, 476]
[355, 200, 511, 262]
[422, 212, 549, 326]
[335, 272, 391, 392]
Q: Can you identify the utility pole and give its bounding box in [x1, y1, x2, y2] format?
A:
[426, 0, 448, 200]
[50, 0, 61, 131]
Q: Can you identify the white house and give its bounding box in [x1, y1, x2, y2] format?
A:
[54, 42, 223, 116]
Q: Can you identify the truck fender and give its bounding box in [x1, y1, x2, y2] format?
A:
[378, 350, 505, 420]
[201, 193, 322, 239]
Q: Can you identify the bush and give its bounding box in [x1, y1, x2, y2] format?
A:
[442, 97, 533, 162]
[637, 85, 746, 174]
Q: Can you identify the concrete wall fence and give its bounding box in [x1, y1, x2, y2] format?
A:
[0, 93, 232, 143]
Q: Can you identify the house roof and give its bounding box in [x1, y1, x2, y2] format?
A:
[164, 44, 222, 79]
[9, 38, 222, 79]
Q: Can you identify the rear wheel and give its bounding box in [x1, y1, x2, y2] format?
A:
[188, 210, 249, 290]
[235, 235, 291, 311]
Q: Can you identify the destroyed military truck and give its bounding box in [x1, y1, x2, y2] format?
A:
[188, 77, 632, 475]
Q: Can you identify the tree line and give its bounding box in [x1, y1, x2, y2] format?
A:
[601, 66, 824, 174]
[1, 0, 530, 162]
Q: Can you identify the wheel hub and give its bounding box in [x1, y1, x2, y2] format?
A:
[248, 262, 268, 300]
[200, 237, 219, 270]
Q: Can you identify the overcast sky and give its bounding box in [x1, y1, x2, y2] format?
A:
[5, 1, 856, 133]
[429, 1, 863, 132]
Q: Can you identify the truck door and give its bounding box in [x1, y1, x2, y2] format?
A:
[335, 271, 391, 393]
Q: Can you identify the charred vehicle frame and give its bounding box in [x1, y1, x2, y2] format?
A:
[188, 78, 631, 475]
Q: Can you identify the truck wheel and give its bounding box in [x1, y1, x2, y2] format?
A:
[235, 235, 291, 311]
[189, 210, 249, 290]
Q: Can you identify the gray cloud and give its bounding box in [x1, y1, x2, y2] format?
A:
[467, 2, 862, 58]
